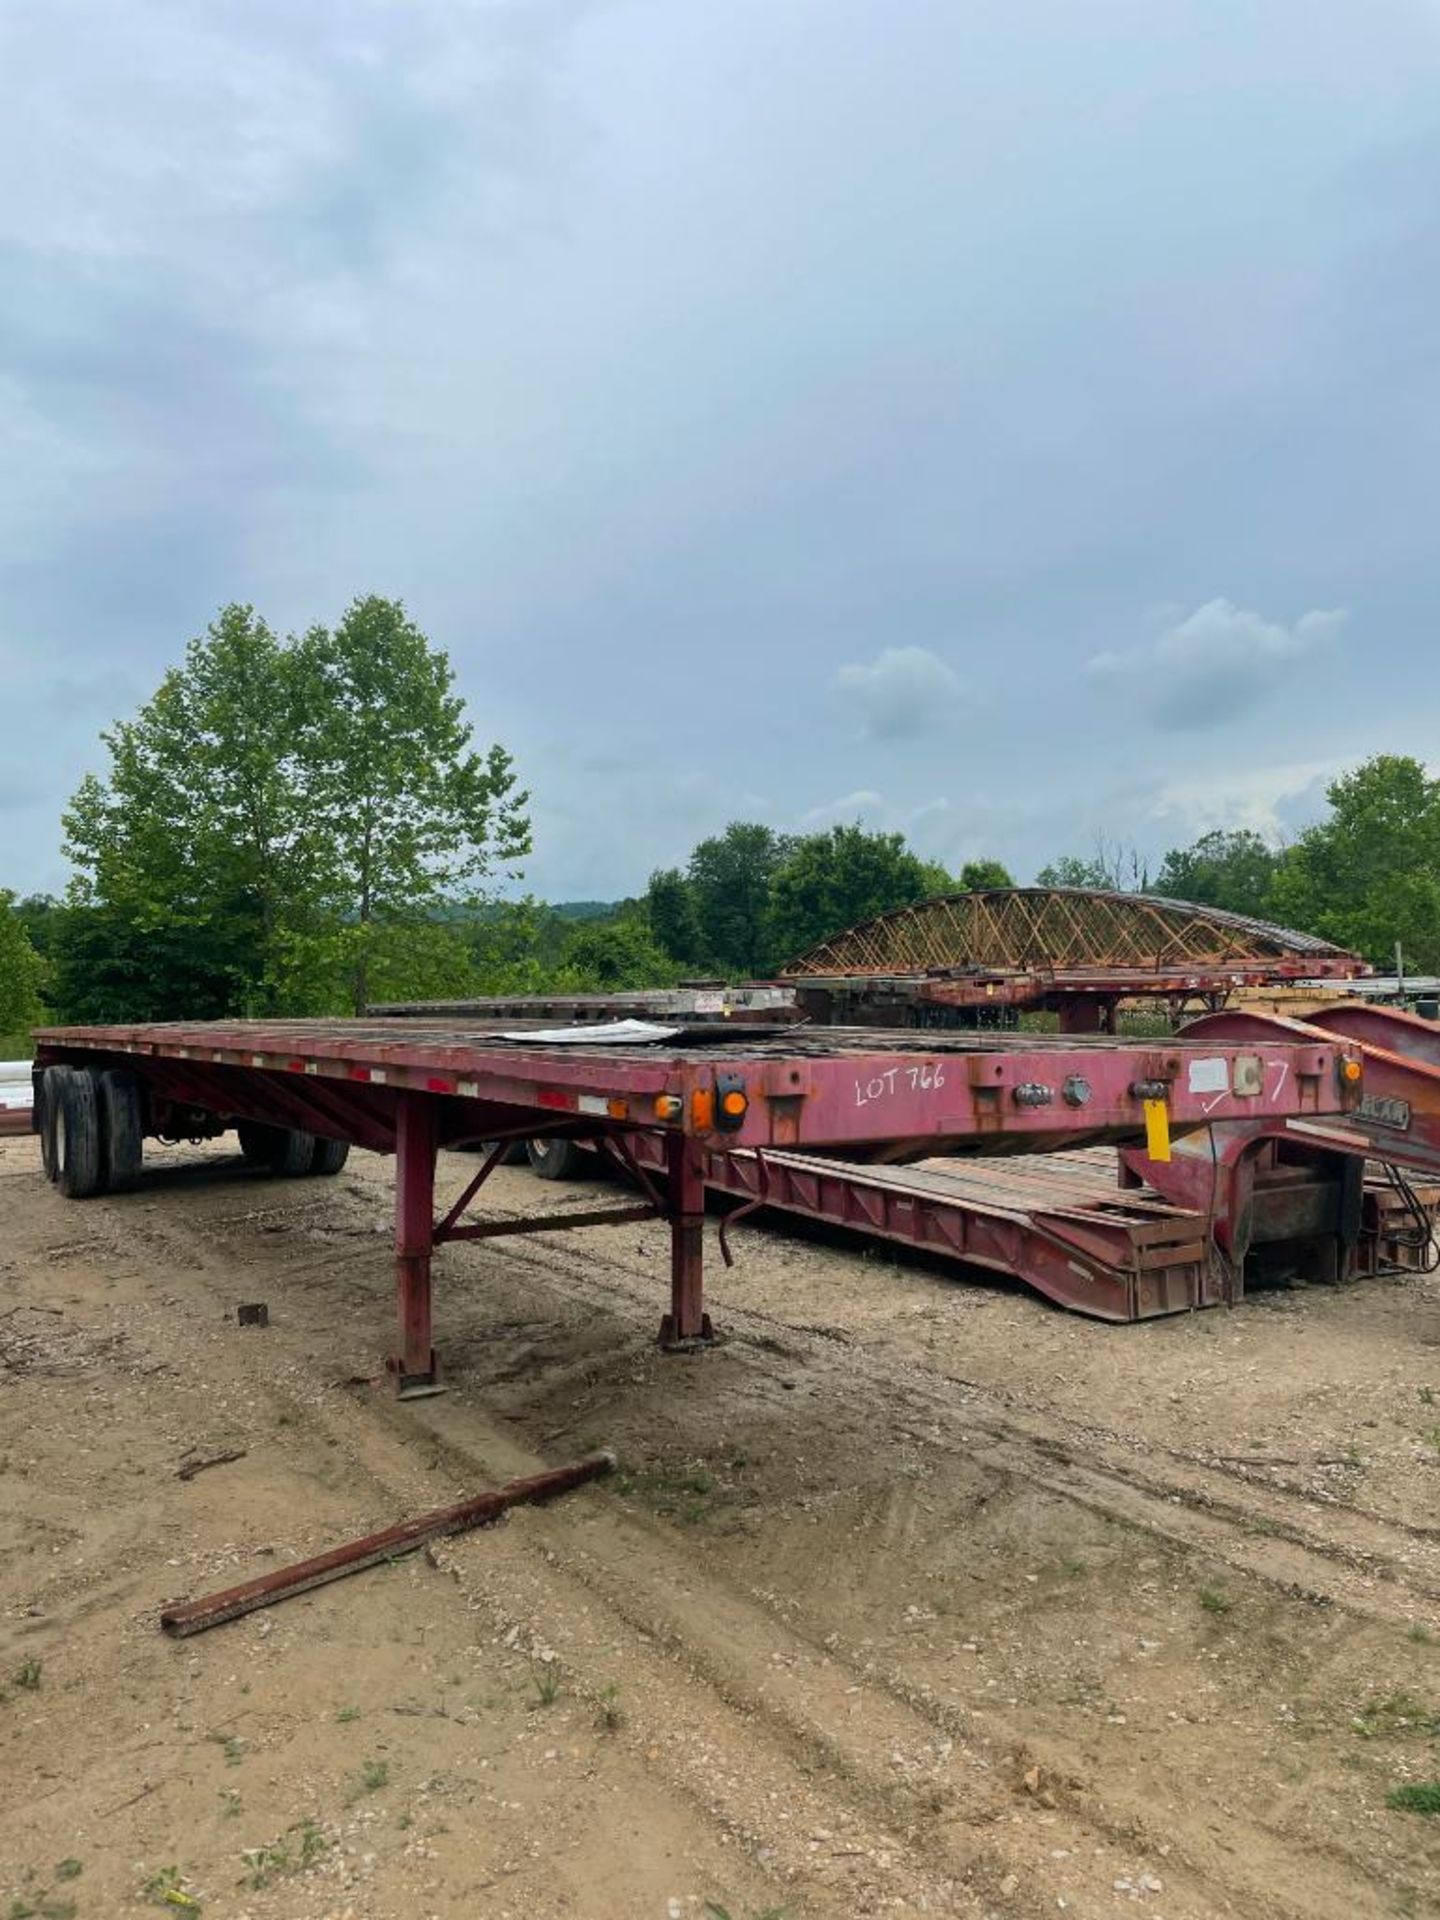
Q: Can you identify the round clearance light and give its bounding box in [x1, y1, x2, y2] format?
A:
[1341, 1058, 1363, 1083]
[721, 1091, 747, 1117]
[654, 1094, 683, 1120]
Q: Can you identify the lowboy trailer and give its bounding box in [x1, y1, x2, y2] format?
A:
[31, 1018, 1362, 1392]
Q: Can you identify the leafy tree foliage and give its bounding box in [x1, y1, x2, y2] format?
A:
[959, 859, 1014, 891]
[1034, 854, 1112, 888]
[766, 825, 944, 963]
[1036, 837, 1148, 891]
[60, 598, 529, 1017]
[645, 866, 701, 966]
[1153, 829, 1279, 919]
[63, 604, 300, 1010]
[0, 890, 45, 1044]
[1269, 755, 1440, 967]
[293, 596, 530, 1011]
[684, 823, 794, 976]
[564, 911, 681, 990]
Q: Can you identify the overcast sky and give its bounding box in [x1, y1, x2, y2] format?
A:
[4, 0, 1439, 901]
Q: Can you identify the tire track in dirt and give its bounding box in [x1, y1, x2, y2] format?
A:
[82, 1154, 1434, 1920]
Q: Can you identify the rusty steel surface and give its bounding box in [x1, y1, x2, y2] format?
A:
[624, 1136, 1215, 1320]
[783, 887, 1362, 979]
[368, 985, 798, 1024]
[32, 1016, 1360, 1158]
[160, 1451, 615, 1636]
[0, 1105, 32, 1138]
[1116, 1002, 1440, 1286]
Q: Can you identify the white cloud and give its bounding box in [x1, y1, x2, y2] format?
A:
[833, 646, 960, 740]
[1087, 599, 1347, 730]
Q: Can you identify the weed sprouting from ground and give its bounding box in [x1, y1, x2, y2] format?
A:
[530, 1661, 562, 1708]
[1387, 1781, 1440, 1815]
[1198, 1587, 1233, 1616]
[141, 1864, 201, 1910]
[1353, 1692, 1440, 1739]
[241, 1817, 328, 1890]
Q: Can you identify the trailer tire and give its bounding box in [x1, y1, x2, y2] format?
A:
[54, 1068, 105, 1199]
[96, 1069, 145, 1192]
[38, 1065, 71, 1183]
[525, 1137, 584, 1181]
[237, 1121, 316, 1176]
[308, 1136, 351, 1176]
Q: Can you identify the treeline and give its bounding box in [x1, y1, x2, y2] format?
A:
[4, 589, 1438, 1051]
[1132, 755, 1440, 972]
[5, 597, 529, 1037]
[643, 824, 1010, 978]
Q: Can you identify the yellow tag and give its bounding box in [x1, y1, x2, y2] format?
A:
[1143, 1096, 1171, 1163]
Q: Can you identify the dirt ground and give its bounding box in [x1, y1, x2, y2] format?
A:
[4, 1132, 1440, 1920]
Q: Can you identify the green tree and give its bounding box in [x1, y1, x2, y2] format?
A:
[45, 899, 248, 1025]
[685, 822, 793, 977]
[645, 866, 701, 966]
[1036, 837, 1147, 890]
[1153, 828, 1279, 918]
[959, 859, 1013, 891]
[1269, 755, 1440, 967]
[295, 597, 531, 1012]
[0, 889, 45, 1046]
[63, 604, 307, 1013]
[765, 824, 940, 964]
[564, 911, 681, 990]
[62, 598, 530, 1019]
[1035, 854, 1111, 888]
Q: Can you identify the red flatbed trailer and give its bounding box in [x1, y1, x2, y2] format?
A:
[31, 1018, 1362, 1393]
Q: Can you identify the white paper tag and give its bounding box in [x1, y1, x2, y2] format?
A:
[1186, 1056, 1229, 1094]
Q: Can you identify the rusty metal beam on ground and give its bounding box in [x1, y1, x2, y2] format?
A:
[160, 1451, 615, 1637]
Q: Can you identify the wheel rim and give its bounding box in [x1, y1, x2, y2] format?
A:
[54, 1105, 66, 1171]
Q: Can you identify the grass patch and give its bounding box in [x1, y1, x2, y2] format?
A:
[1353, 1692, 1440, 1740]
[1386, 1781, 1440, 1816]
[595, 1684, 623, 1733]
[335, 1704, 361, 1723]
[359, 1757, 390, 1792]
[614, 1461, 717, 1518]
[530, 1661, 562, 1708]
[1198, 1586, 1233, 1616]
[15, 1658, 42, 1691]
[241, 1816, 328, 1890]
[141, 1864, 200, 1910]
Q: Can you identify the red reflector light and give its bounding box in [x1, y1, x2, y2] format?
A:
[536, 1089, 574, 1110]
[426, 1076, 455, 1093]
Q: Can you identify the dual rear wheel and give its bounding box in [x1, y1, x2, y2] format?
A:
[39, 1064, 144, 1199]
[236, 1122, 350, 1178]
[39, 1065, 351, 1197]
